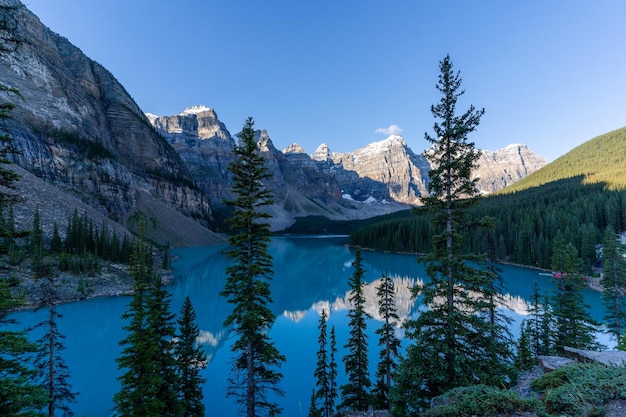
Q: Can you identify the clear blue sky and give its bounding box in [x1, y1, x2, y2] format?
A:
[23, 0, 626, 161]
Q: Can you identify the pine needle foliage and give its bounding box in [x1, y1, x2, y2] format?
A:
[394, 55, 513, 414]
[113, 233, 181, 416]
[0, 277, 48, 416]
[33, 275, 78, 417]
[313, 309, 333, 417]
[175, 297, 207, 417]
[220, 117, 285, 417]
[371, 272, 401, 411]
[549, 233, 602, 353]
[600, 226, 626, 344]
[340, 246, 371, 411]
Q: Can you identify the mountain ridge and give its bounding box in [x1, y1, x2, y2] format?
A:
[2, 1, 547, 240]
[148, 106, 547, 228]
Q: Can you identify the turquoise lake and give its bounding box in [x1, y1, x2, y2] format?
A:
[9, 236, 609, 416]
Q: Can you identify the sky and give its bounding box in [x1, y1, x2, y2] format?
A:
[23, 0, 626, 162]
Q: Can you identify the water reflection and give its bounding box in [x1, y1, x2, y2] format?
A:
[7, 236, 610, 417]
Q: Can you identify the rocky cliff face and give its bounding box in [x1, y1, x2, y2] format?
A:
[305, 137, 546, 204]
[0, 1, 212, 244]
[475, 144, 548, 193]
[149, 108, 351, 230]
[148, 105, 546, 229]
[146, 106, 235, 203]
[320, 136, 431, 204]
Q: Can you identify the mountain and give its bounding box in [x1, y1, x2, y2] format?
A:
[500, 126, 626, 193]
[0, 1, 220, 245]
[475, 144, 548, 193]
[149, 107, 407, 230]
[305, 137, 546, 204]
[313, 135, 430, 204]
[2, 1, 547, 239]
[149, 106, 546, 229]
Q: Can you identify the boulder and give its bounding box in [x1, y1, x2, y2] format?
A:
[564, 346, 626, 366]
[537, 355, 575, 372]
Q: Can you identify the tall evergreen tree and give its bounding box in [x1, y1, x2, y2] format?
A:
[33, 275, 77, 417]
[113, 235, 181, 416]
[514, 320, 535, 371]
[328, 325, 338, 416]
[145, 274, 181, 417]
[220, 117, 285, 417]
[525, 281, 555, 357]
[475, 217, 515, 386]
[394, 55, 509, 413]
[371, 272, 401, 411]
[0, 277, 48, 416]
[550, 233, 600, 352]
[340, 246, 370, 411]
[313, 309, 332, 417]
[600, 226, 626, 343]
[175, 297, 207, 417]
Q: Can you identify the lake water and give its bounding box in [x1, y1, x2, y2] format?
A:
[8, 236, 608, 417]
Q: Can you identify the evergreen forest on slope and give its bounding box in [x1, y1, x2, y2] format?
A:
[501, 126, 626, 192]
[349, 128, 626, 272]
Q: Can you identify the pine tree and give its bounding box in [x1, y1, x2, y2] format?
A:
[0, 277, 49, 416]
[30, 207, 47, 279]
[514, 320, 535, 371]
[476, 218, 515, 386]
[113, 235, 181, 416]
[371, 272, 401, 411]
[393, 55, 510, 413]
[313, 309, 332, 417]
[550, 233, 601, 352]
[328, 325, 338, 416]
[175, 297, 207, 417]
[220, 117, 285, 417]
[307, 388, 322, 417]
[340, 246, 371, 411]
[600, 226, 626, 343]
[33, 275, 77, 417]
[49, 222, 63, 255]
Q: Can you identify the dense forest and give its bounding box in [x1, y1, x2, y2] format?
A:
[350, 177, 626, 272]
[351, 126, 626, 271]
[502, 126, 626, 192]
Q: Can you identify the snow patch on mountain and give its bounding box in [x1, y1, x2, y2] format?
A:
[180, 105, 212, 115]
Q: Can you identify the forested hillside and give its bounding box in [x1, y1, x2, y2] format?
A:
[502, 126, 626, 192]
[350, 177, 626, 271]
[350, 126, 626, 271]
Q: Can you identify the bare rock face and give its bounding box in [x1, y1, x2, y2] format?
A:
[0, 1, 211, 239]
[475, 144, 548, 193]
[309, 139, 546, 204]
[282, 143, 306, 154]
[148, 106, 236, 203]
[148, 109, 347, 229]
[329, 135, 430, 204]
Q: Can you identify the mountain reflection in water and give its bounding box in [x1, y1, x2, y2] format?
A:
[8, 236, 608, 417]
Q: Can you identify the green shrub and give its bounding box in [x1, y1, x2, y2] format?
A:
[531, 363, 626, 416]
[423, 384, 540, 417]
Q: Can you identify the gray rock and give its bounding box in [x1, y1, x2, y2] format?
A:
[475, 144, 548, 194]
[564, 346, 626, 366]
[537, 355, 575, 371]
[0, 1, 211, 245]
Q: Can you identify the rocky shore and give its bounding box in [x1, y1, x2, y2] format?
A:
[9, 261, 174, 311]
